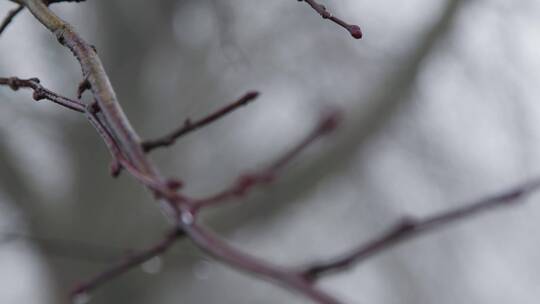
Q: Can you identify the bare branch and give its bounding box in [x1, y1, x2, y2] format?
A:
[183, 222, 344, 304]
[298, 0, 363, 39]
[142, 91, 260, 152]
[0, 76, 85, 112]
[71, 227, 184, 298]
[191, 110, 342, 210]
[0, 4, 24, 36]
[8, 2, 531, 304]
[0, 77, 174, 197]
[300, 179, 540, 281]
[20, 0, 161, 181]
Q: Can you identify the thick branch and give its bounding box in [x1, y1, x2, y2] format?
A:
[142, 91, 259, 152]
[20, 0, 159, 179]
[5, 2, 349, 303]
[0, 77, 85, 112]
[0, 77, 171, 196]
[183, 221, 343, 304]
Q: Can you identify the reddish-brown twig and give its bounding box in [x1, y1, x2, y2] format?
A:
[4, 2, 537, 304]
[298, 0, 362, 39]
[183, 222, 344, 304]
[300, 179, 540, 281]
[191, 110, 341, 211]
[5, 1, 355, 303]
[67, 112, 339, 303]
[0, 4, 24, 36]
[0, 77, 85, 112]
[70, 227, 184, 298]
[12, 1, 536, 304]
[142, 91, 260, 152]
[0, 74, 344, 302]
[0, 77, 176, 200]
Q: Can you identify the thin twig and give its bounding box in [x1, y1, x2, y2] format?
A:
[71, 227, 185, 297]
[0, 74, 342, 303]
[0, 77, 85, 112]
[191, 110, 341, 210]
[0, 4, 24, 36]
[300, 178, 540, 281]
[142, 91, 260, 152]
[4, 1, 539, 304]
[298, 0, 362, 39]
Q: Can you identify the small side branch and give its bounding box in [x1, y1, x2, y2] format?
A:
[71, 227, 184, 298]
[0, 77, 173, 197]
[300, 178, 540, 281]
[183, 222, 344, 304]
[142, 91, 260, 152]
[298, 0, 362, 39]
[191, 110, 341, 210]
[0, 4, 24, 36]
[0, 77, 85, 112]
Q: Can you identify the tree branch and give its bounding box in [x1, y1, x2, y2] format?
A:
[183, 222, 344, 304]
[7, 2, 534, 304]
[2, 3, 344, 301]
[71, 227, 184, 298]
[0, 77, 85, 112]
[0, 77, 172, 197]
[300, 178, 540, 281]
[19, 0, 161, 182]
[298, 0, 362, 39]
[0, 3, 23, 36]
[190, 110, 341, 211]
[142, 91, 260, 152]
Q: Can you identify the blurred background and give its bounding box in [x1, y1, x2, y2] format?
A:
[1, 0, 540, 303]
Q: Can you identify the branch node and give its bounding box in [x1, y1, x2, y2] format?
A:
[54, 25, 68, 45]
[77, 77, 91, 99]
[395, 216, 419, 232]
[317, 109, 342, 134]
[180, 211, 195, 226]
[166, 178, 184, 191]
[86, 100, 101, 114]
[32, 89, 46, 101]
[109, 161, 122, 178]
